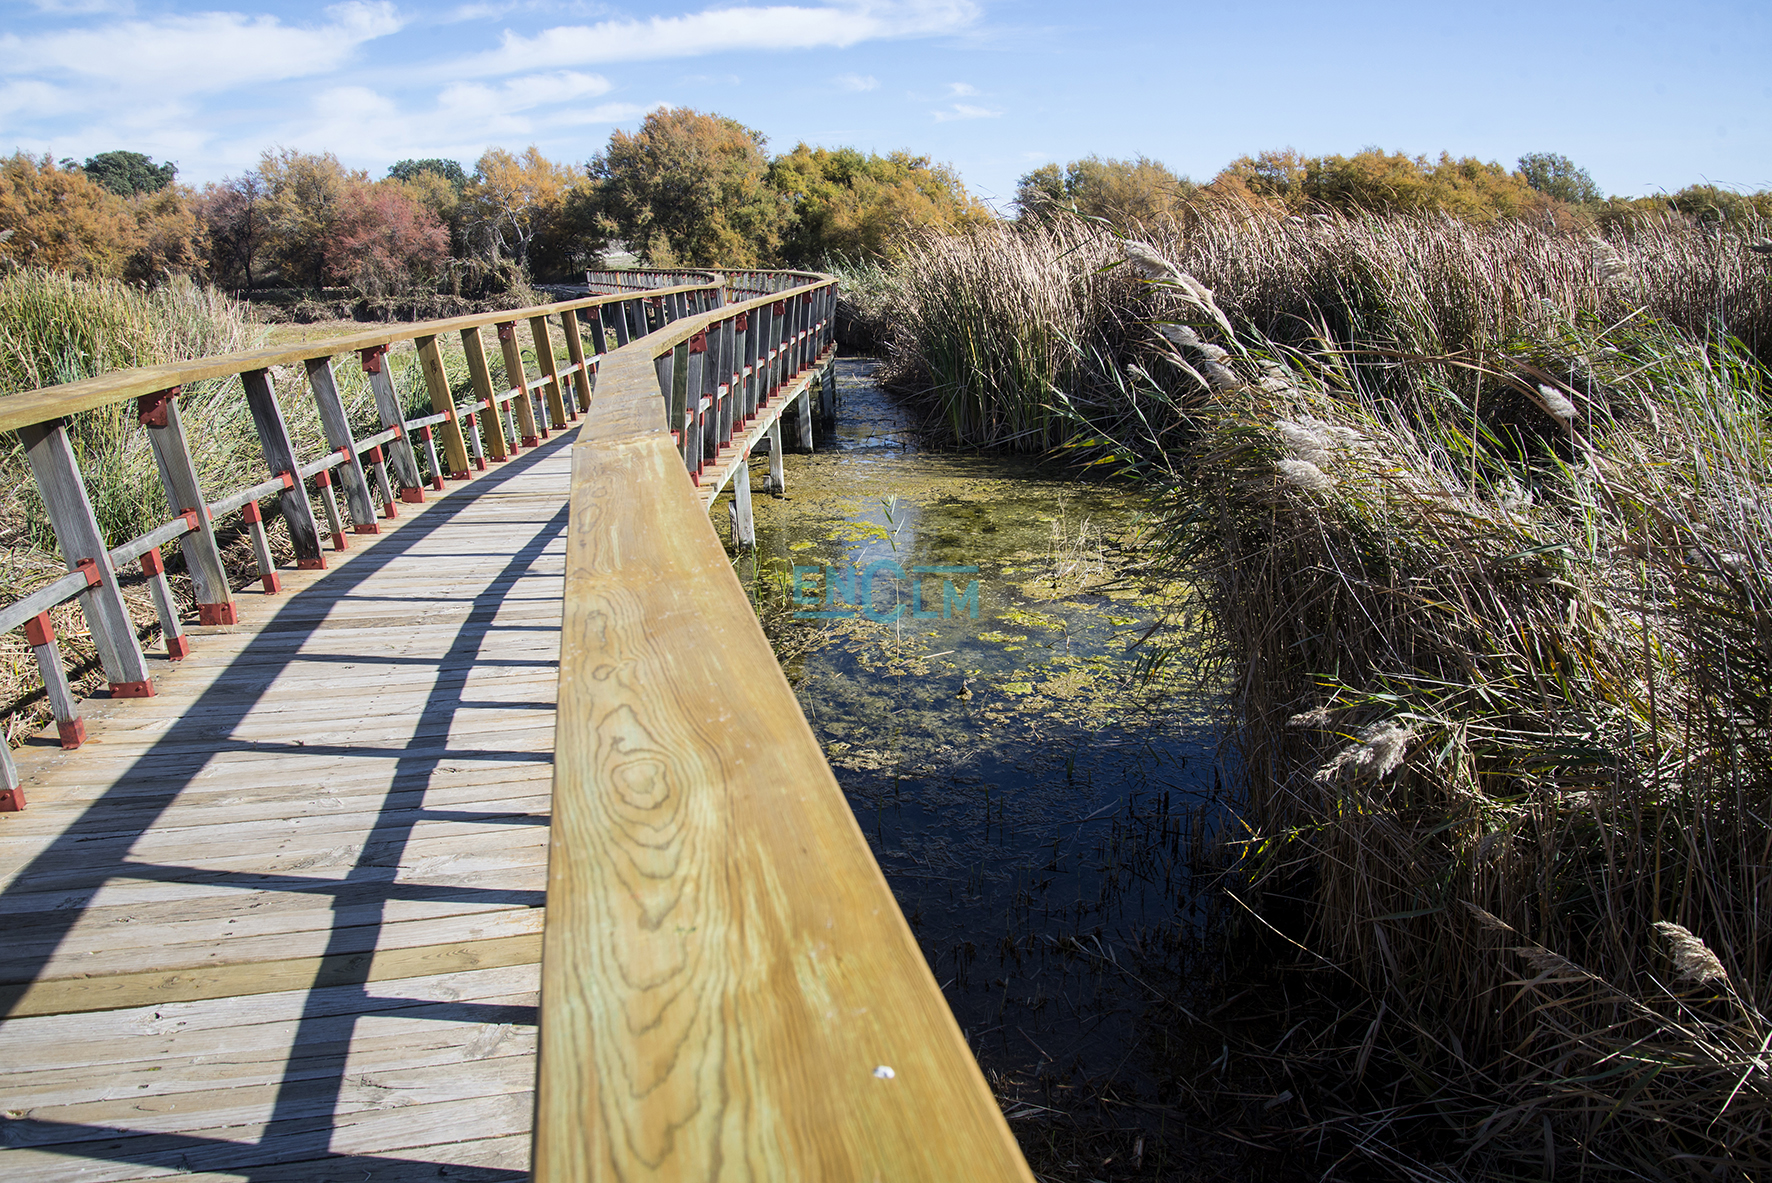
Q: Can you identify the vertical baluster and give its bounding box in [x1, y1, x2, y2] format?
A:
[240, 369, 326, 569]
[18, 420, 154, 696]
[684, 334, 707, 478]
[608, 301, 632, 348]
[715, 317, 735, 446]
[26, 612, 85, 748]
[140, 388, 236, 624]
[364, 446, 398, 518]
[738, 311, 757, 421]
[359, 347, 425, 500]
[313, 469, 350, 550]
[303, 358, 380, 534]
[497, 322, 542, 446]
[416, 335, 473, 480]
[560, 308, 593, 415]
[418, 426, 446, 490]
[757, 303, 777, 407]
[138, 547, 188, 659]
[529, 314, 569, 428]
[241, 498, 280, 592]
[460, 327, 511, 462]
[462, 409, 488, 469]
[655, 349, 678, 453]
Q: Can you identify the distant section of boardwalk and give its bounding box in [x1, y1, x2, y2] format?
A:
[0, 430, 577, 1180]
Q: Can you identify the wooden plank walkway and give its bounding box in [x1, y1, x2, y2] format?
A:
[0, 429, 580, 1181]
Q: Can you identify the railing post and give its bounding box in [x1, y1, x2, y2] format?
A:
[416, 335, 473, 479]
[303, 358, 381, 533]
[496, 322, 543, 446]
[240, 369, 326, 570]
[141, 390, 237, 624]
[607, 302, 631, 349]
[654, 348, 677, 451]
[739, 311, 758, 421]
[360, 347, 426, 498]
[25, 612, 85, 749]
[560, 308, 594, 415]
[460, 327, 511, 462]
[684, 333, 708, 477]
[529, 315, 570, 428]
[18, 421, 155, 695]
[138, 546, 188, 659]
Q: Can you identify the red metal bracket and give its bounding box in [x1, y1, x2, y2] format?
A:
[314, 469, 332, 488]
[802, 291, 813, 304]
[735, 312, 749, 330]
[140, 547, 165, 577]
[400, 488, 424, 504]
[180, 509, 201, 533]
[76, 557, 102, 587]
[366, 445, 384, 464]
[451, 470, 473, 480]
[137, 386, 181, 429]
[496, 323, 515, 342]
[198, 602, 239, 626]
[392, 424, 404, 440]
[57, 718, 86, 748]
[772, 301, 786, 315]
[278, 471, 295, 490]
[109, 680, 155, 698]
[298, 557, 327, 570]
[689, 331, 708, 355]
[0, 785, 24, 812]
[360, 345, 387, 374]
[354, 523, 381, 534]
[242, 500, 263, 525]
[521, 435, 541, 448]
[25, 612, 54, 647]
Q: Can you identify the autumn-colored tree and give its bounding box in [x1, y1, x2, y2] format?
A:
[387, 160, 469, 256]
[325, 182, 449, 298]
[463, 146, 575, 270]
[0, 153, 140, 277]
[126, 186, 206, 286]
[769, 145, 992, 263]
[258, 148, 365, 288]
[196, 174, 271, 293]
[589, 109, 784, 267]
[1213, 147, 1542, 223]
[1014, 155, 1196, 227]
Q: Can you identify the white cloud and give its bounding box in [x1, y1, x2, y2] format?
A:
[835, 72, 879, 91]
[0, 3, 403, 99]
[448, 1, 979, 75]
[947, 81, 978, 96]
[24, 0, 136, 13]
[933, 102, 1002, 122]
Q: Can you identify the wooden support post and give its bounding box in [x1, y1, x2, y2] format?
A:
[460, 327, 510, 462]
[560, 308, 594, 416]
[608, 301, 631, 348]
[25, 612, 84, 748]
[416, 335, 473, 479]
[419, 425, 446, 490]
[313, 469, 349, 550]
[732, 447, 755, 547]
[18, 420, 154, 696]
[684, 339, 707, 478]
[303, 358, 379, 531]
[757, 303, 777, 406]
[140, 390, 236, 624]
[821, 360, 837, 418]
[365, 445, 398, 518]
[497, 322, 542, 446]
[796, 384, 815, 454]
[358, 348, 425, 494]
[717, 318, 737, 445]
[241, 498, 280, 593]
[138, 546, 188, 659]
[767, 419, 785, 494]
[739, 311, 758, 421]
[240, 369, 326, 570]
[660, 344, 685, 457]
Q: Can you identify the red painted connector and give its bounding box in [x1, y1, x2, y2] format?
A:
[56, 718, 85, 749]
[360, 345, 386, 374]
[198, 602, 239, 626]
[0, 786, 24, 812]
[137, 386, 181, 429]
[165, 636, 191, 661]
[109, 680, 155, 698]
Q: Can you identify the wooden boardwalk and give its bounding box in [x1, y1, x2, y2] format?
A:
[0, 429, 579, 1181]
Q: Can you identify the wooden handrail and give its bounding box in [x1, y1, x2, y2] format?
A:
[537, 280, 1034, 1179]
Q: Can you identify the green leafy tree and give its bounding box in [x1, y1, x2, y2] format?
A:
[77, 150, 178, 197]
[589, 108, 784, 267]
[1014, 155, 1195, 227]
[388, 158, 467, 189]
[1518, 152, 1601, 205]
[769, 145, 992, 263]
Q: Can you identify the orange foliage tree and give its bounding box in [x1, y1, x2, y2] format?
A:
[0, 153, 140, 277]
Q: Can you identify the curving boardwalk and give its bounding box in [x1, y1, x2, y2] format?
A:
[0, 431, 579, 1180]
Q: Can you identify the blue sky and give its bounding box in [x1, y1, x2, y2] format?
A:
[3, 0, 1769, 209]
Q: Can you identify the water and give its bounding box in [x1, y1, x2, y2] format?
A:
[722, 357, 1230, 1113]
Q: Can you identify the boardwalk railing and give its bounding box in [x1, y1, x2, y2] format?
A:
[0, 267, 1034, 1178]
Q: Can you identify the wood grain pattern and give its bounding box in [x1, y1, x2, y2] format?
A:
[536, 421, 1031, 1181]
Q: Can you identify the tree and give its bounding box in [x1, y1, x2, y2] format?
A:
[325, 182, 449, 298]
[769, 145, 993, 263]
[388, 158, 467, 189]
[1212, 147, 1541, 223]
[463, 146, 575, 270]
[1517, 152, 1601, 205]
[0, 152, 139, 277]
[589, 108, 784, 267]
[196, 173, 270, 293]
[1014, 155, 1196, 228]
[258, 148, 363, 288]
[126, 186, 205, 285]
[79, 151, 178, 198]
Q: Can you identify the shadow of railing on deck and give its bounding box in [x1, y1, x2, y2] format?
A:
[0, 432, 577, 1180]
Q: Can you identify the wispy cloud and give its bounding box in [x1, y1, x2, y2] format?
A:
[447, 1, 980, 75]
[835, 72, 880, 91]
[23, 0, 136, 13]
[947, 81, 978, 96]
[933, 102, 1002, 122]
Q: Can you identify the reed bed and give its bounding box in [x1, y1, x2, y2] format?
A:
[874, 210, 1772, 1176]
